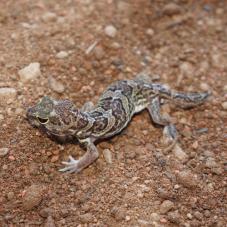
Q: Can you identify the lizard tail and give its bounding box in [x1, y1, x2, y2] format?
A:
[148, 83, 211, 108]
[171, 90, 211, 108]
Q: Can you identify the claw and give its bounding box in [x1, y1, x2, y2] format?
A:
[59, 156, 80, 173]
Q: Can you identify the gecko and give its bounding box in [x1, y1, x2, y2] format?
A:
[26, 77, 210, 173]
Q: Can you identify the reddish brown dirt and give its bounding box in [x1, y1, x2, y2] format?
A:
[0, 1, 226, 226]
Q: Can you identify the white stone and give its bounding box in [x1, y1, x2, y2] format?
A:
[0, 88, 16, 104]
[18, 62, 41, 82]
[104, 25, 117, 38]
[56, 51, 69, 59]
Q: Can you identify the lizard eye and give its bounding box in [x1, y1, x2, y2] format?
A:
[37, 117, 49, 124]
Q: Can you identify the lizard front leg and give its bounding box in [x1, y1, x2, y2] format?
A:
[59, 138, 99, 173]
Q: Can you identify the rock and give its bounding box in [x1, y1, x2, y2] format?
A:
[22, 184, 45, 210]
[159, 200, 174, 214]
[177, 170, 199, 188]
[56, 51, 69, 59]
[103, 149, 112, 164]
[173, 144, 188, 163]
[42, 12, 57, 22]
[18, 62, 41, 82]
[221, 102, 227, 110]
[48, 76, 65, 93]
[79, 213, 93, 223]
[104, 25, 117, 38]
[0, 147, 9, 157]
[0, 88, 16, 104]
[163, 3, 182, 16]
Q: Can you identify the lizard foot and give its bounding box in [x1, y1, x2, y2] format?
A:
[59, 155, 81, 173]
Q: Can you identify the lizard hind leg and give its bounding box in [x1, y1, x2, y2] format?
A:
[147, 97, 178, 151]
[147, 97, 169, 126]
[81, 101, 95, 112]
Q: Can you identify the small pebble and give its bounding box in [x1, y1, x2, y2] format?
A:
[0, 88, 17, 104]
[162, 3, 182, 16]
[50, 155, 59, 163]
[173, 144, 188, 163]
[0, 114, 4, 121]
[146, 28, 154, 36]
[104, 25, 117, 38]
[7, 192, 14, 200]
[18, 62, 41, 82]
[159, 200, 174, 214]
[22, 184, 45, 210]
[187, 213, 193, 219]
[42, 12, 57, 22]
[223, 85, 227, 92]
[40, 208, 53, 218]
[0, 147, 9, 157]
[103, 149, 112, 164]
[44, 216, 56, 227]
[200, 82, 210, 91]
[179, 62, 194, 77]
[48, 76, 65, 93]
[221, 102, 227, 110]
[194, 211, 203, 220]
[56, 51, 69, 59]
[79, 213, 93, 223]
[177, 170, 198, 188]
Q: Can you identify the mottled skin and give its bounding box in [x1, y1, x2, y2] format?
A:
[27, 79, 210, 173]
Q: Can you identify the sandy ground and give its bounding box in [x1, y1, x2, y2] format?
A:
[0, 0, 226, 226]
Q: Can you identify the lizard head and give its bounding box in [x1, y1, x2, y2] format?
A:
[27, 96, 77, 136]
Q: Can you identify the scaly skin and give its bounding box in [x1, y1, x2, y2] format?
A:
[27, 79, 210, 173]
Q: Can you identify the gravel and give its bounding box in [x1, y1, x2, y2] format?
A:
[18, 62, 41, 82]
[104, 25, 117, 38]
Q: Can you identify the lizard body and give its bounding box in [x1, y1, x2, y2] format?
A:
[27, 79, 209, 173]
